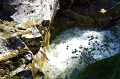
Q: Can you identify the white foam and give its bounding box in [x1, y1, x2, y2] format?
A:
[43, 26, 120, 79]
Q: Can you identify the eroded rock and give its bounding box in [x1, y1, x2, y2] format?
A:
[0, 0, 59, 25]
[0, 36, 33, 78]
[0, 0, 60, 78]
[0, 0, 120, 78]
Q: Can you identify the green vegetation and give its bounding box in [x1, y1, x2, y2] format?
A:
[118, 0, 120, 2]
[10, 76, 23, 79]
[115, 1, 120, 26]
[116, 20, 120, 26]
[76, 53, 120, 79]
[0, 20, 16, 27]
[23, 19, 39, 28]
[115, 7, 120, 14]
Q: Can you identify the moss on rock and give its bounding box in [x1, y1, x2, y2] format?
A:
[76, 53, 120, 79]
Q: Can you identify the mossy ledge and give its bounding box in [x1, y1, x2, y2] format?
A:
[76, 52, 120, 79]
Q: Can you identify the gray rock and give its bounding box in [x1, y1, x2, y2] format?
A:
[0, 0, 60, 78]
[0, 0, 60, 56]
[1, 0, 59, 26]
[0, 36, 33, 78]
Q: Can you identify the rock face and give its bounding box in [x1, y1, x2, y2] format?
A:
[0, 0, 60, 78]
[0, 0, 59, 25]
[49, 0, 120, 41]
[76, 53, 120, 79]
[0, 24, 33, 78]
[0, 0, 120, 78]
[0, 0, 60, 54]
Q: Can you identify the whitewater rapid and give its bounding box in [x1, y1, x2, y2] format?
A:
[42, 26, 120, 79]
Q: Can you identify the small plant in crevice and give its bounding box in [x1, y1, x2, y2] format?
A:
[116, 20, 120, 26]
[113, 0, 120, 27]
[115, 6, 120, 14]
[5, 72, 11, 78]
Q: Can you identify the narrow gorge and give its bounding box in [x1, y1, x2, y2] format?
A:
[0, 0, 120, 79]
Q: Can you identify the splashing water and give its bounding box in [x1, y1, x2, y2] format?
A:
[42, 26, 120, 79]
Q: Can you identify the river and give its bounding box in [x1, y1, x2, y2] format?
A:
[41, 26, 120, 79]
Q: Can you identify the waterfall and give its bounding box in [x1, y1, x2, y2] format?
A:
[41, 26, 120, 79]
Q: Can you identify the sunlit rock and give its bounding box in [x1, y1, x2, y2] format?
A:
[0, 21, 34, 78]
[0, 0, 120, 78]
[31, 47, 48, 79]
[0, 0, 59, 25]
[20, 25, 42, 54]
[0, 35, 32, 78]
[0, 0, 60, 78]
[0, 0, 60, 53]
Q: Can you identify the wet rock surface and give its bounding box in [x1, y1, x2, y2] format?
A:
[65, 0, 120, 28]
[0, 0, 59, 78]
[50, 0, 120, 41]
[45, 25, 120, 79]
[0, 0, 120, 78]
[76, 53, 120, 79]
[0, 36, 33, 78]
[0, 22, 32, 79]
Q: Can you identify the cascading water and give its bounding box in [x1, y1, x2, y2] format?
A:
[42, 26, 120, 79]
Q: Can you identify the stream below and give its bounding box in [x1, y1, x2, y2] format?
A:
[41, 26, 120, 79]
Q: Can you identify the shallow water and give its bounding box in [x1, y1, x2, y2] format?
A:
[42, 26, 120, 79]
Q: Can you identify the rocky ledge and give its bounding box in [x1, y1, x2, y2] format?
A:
[0, 0, 120, 79]
[0, 0, 59, 78]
